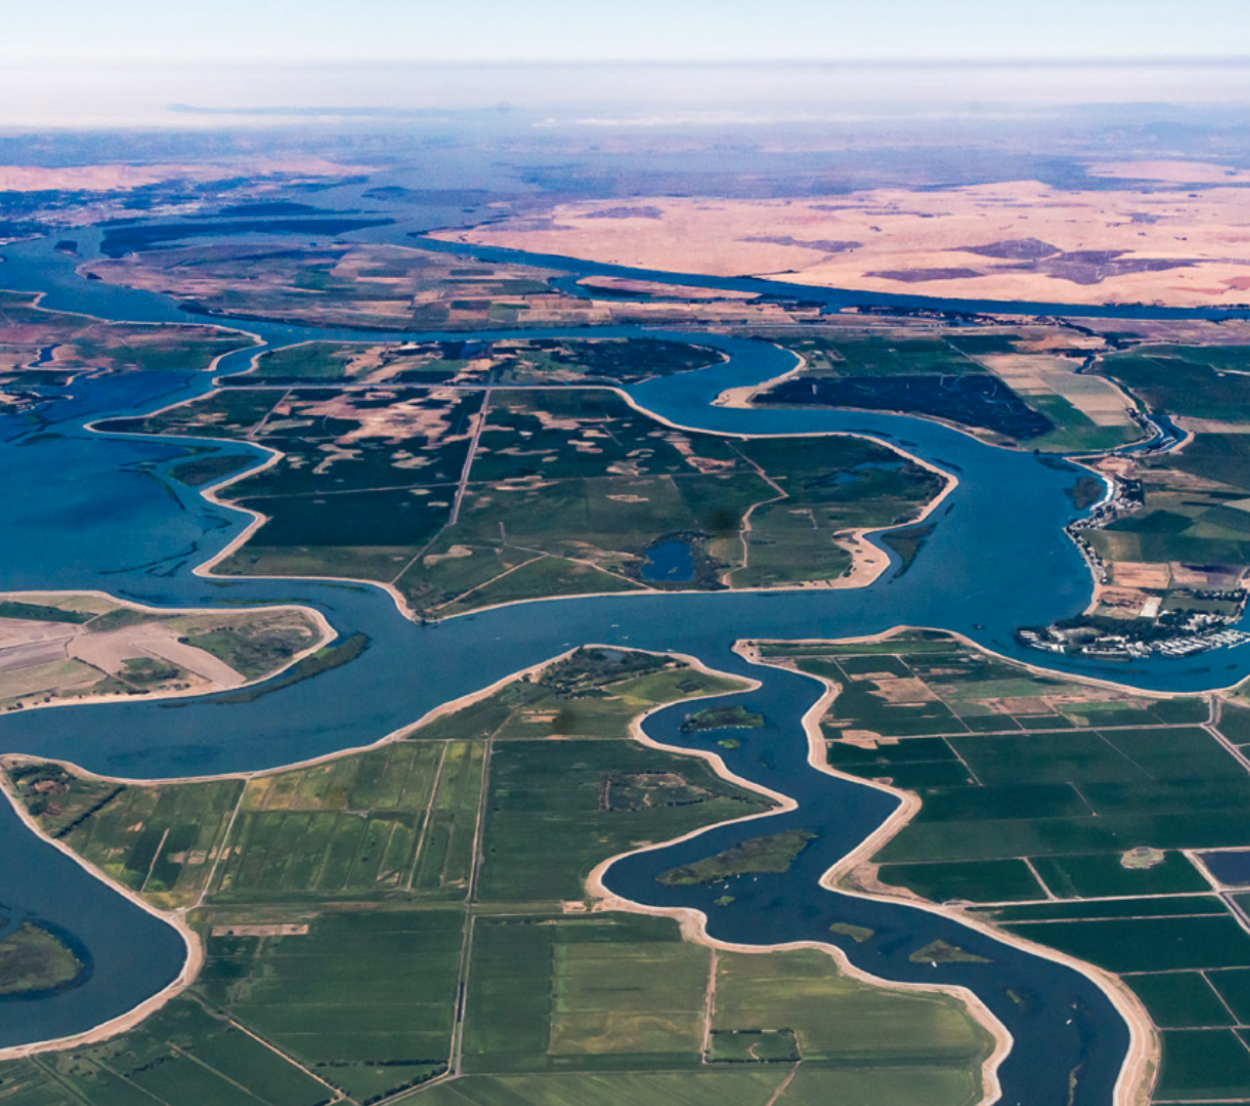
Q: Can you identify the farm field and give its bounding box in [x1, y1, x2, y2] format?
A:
[436, 182, 1250, 309]
[0, 592, 327, 712]
[417, 1068, 983, 1106]
[238, 336, 726, 388]
[1097, 345, 1250, 424]
[101, 378, 944, 616]
[461, 917, 989, 1089]
[0, 645, 992, 1105]
[83, 242, 587, 331]
[1088, 441, 1250, 573]
[750, 329, 1141, 452]
[79, 241, 828, 331]
[15, 72, 1250, 1106]
[760, 629, 1250, 1100]
[1026, 340, 1250, 641]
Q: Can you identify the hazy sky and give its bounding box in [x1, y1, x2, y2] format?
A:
[6, 0, 1249, 64]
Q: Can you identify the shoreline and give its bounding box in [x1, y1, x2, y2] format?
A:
[0, 634, 1157, 1103]
[0, 643, 755, 1060]
[79, 347, 1250, 706]
[425, 223, 1250, 316]
[0, 277, 1210, 1094]
[711, 349, 806, 409]
[590, 637, 1160, 1106]
[0, 589, 337, 717]
[750, 622, 1250, 700]
[774, 650, 1157, 1106]
[0, 773, 204, 1062]
[583, 646, 1012, 1106]
[87, 360, 964, 625]
[0, 285, 265, 350]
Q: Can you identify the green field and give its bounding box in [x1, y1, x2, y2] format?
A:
[1099, 346, 1250, 423]
[749, 330, 1141, 449]
[461, 915, 990, 1095]
[477, 736, 768, 902]
[761, 334, 982, 378]
[203, 909, 462, 1090]
[17, 998, 333, 1106]
[405, 391, 941, 610]
[711, 948, 989, 1065]
[417, 1068, 987, 1106]
[760, 630, 1250, 1100]
[1067, 341, 1250, 596]
[0, 645, 992, 1105]
[462, 915, 710, 1072]
[100, 377, 942, 614]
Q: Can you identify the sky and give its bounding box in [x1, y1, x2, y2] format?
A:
[2, 1, 1248, 129]
[5, 0, 1250, 65]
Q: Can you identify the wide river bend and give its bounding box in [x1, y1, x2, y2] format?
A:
[3, 232, 1250, 1102]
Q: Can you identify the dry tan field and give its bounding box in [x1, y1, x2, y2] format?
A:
[438, 167, 1250, 308]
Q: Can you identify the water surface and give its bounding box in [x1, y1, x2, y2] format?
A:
[1, 230, 1247, 1098]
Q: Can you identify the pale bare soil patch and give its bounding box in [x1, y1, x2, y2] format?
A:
[979, 354, 1135, 428]
[0, 593, 330, 710]
[0, 158, 364, 193]
[1110, 562, 1174, 590]
[68, 624, 244, 688]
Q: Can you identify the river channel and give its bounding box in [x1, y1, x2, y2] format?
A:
[2, 228, 1250, 1102]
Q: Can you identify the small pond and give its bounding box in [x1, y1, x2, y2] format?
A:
[641, 540, 695, 582]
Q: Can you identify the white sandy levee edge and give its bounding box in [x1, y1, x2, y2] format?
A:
[585, 640, 1160, 1106]
[0, 638, 1154, 1104]
[0, 646, 585, 1060]
[0, 589, 337, 715]
[0, 770, 203, 1061]
[90, 347, 959, 628]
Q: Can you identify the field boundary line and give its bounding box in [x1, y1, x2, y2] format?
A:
[138, 827, 170, 894]
[168, 1042, 277, 1104]
[763, 1061, 801, 1106]
[1021, 856, 1057, 901]
[407, 742, 449, 891]
[199, 782, 248, 906]
[186, 993, 346, 1101]
[429, 555, 546, 613]
[92, 1057, 173, 1105]
[449, 388, 491, 526]
[1201, 969, 1243, 1025]
[700, 947, 718, 1061]
[940, 736, 984, 786]
[27, 1057, 96, 1106]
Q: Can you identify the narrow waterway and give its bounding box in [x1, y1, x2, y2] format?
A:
[1, 231, 1246, 1100]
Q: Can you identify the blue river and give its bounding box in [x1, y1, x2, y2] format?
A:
[2, 228, 1250, 1101]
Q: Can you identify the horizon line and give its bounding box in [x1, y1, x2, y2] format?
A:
[5, 56, 1250, 70]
